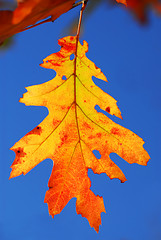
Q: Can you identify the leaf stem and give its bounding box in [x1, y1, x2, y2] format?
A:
[76, 1, 87, 39]
[74, 0, 87, 141]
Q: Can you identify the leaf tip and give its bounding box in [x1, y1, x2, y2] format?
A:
[9, 173, 13, 180]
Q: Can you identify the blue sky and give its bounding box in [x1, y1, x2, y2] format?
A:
[0, 1, 161, 240]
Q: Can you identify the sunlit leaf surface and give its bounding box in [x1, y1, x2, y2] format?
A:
[10, 36, 150, 232]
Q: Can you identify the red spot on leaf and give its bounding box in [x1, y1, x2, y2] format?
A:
[88, 135, 95, 139]
[61, 134, 68, 142]
[12, 147, 26, 165]
[83, 122, 92, 129]
[53, 119, 60, 126]
[70, 36, 74, 41]
[94, 63, 99, 69]
[108, 161, 114, 167]
[61, 105, 67, 110]
[111, 127, 120, 135]
[96, 133, 102, 138]
[16, 148, 26, 157]
[58, 134, 68, 149]
[106, 107, 110, 113]
[26, 126, 42, 136]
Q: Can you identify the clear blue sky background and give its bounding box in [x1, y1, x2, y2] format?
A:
[0, 1, 161, 240]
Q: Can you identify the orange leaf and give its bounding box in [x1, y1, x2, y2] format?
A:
[10, 36, 150, 232]
[116, 0, 161, 21]
[0, 0, 75, 44]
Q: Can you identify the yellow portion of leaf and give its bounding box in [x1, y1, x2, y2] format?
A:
[10, 36, 150, 232]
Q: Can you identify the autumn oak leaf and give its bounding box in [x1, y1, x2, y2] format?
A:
[0, 0, 75, 44]
[116, 0, 161, 21]
[10, 36, 150, 232]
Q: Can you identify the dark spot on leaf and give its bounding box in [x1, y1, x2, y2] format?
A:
[12, 147, 26, 165]
[106, 107, 110, 113]
[26, 126, 42, 136]
[15, 148, 26, 156]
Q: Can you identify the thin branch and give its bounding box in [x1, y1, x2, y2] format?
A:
[72, 0, 86, 10]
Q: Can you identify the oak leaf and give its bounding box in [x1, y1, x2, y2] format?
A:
[0, 0, 75, 44]
[10, 36, 150, 232]
[116, 0, 161, 21]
